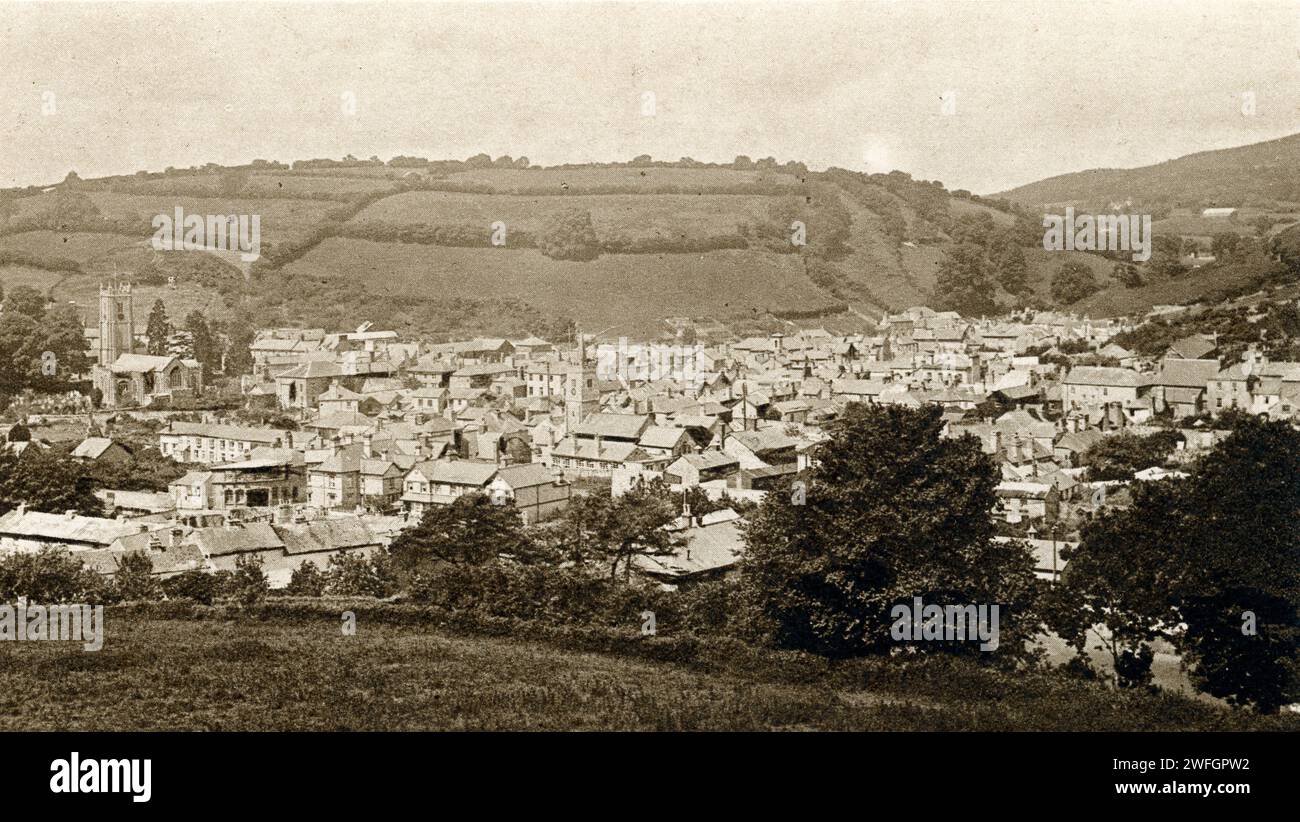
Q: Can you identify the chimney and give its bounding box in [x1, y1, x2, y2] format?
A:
[170, 528, 183, 549]
[67, 510, 79, 519]
[362, 433, 373, 459]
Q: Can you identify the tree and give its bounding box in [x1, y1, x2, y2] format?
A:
[388, 493, 537, 579]
[538, 209, 601, 261]
[740, 403, 1040, 659]
[114, 551, 159, 601]
[185, 310, 220, 376]
[0, 547, 107, 603]
[1050, 261, 1101, 305]
[935, 244, 997, 317]
[1082, 430, 1180, 481]
[1113, 261, 1142, 289]
[223, 320, 255, 377]
[323, 551, 396, 597]
[0, 446, 102, 517]
[146, 300, 171, 356]
[554, 481, 682, 580]
[1054, 419, 1300, 711]
[5, 421, 30, 442]
[991, 240, 1029, 296]
[286, 561, 326, 596]
[1, 285, 47, 321]
[232, 552, 268, 608]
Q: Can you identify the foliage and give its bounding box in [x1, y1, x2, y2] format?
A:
[114, 551, 159, 601]
[1050, 260, 1101, 305]
[537, 208, 601, 261]
[1082, 429, 1180, 481]
[0, 547, 108, 603]
[0, 446, 102, 518]
[740, 403, 1041, 661]
[232, 553, 269, 608]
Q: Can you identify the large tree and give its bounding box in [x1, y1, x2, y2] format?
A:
[935, 243, 998, 317]
[741, 403, 1040, 659]
[146, 299, 171, 356]
[388, 492, 537, 579]
[1051, 418, 1300, 711]
[0, 446, 102, 518]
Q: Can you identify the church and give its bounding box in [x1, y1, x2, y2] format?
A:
[91, 282, 203, 408]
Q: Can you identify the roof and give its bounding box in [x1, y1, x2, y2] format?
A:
[729, 428, 798, 453]
[1157, 358, 1221, 388]
[1064, 366, 1144, 387]
[667, 450, 739, 472]
[550, 437, 642, 463]
[494, 462, 556, 489]
[0, 509, 143, 546]
[408, 460, 499, 486]
[191, 523, 285, 557]
[110, 353, 178, 374]
[1166, 335, 1217, 360]
[274, 519, 381, 555]
[572, 413, 649, 440]
[276, 360, 346, 379]
[164, 421, 286, 444]
[71, 437, 126, 459]
[638, 426, 691, 449]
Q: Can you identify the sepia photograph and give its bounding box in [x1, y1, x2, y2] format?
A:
[0, 0, 1296, 803]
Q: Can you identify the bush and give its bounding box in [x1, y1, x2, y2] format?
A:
[114, 551, 159, 601]
[160, 569, 224, 605]
[0, 547, 109, 603]
[285, 562, 326, 597]
[232, 554, 268, 608]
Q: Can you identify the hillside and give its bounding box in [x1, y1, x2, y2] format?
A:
[996, 132, 1300, 211]
[0, 158, 1161, 335]
[3, 610, 1291, 731]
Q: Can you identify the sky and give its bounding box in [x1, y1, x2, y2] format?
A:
[3, 0, 1300, 194]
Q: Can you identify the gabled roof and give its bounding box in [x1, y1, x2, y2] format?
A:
[0, 509, 142, 546]
[191, 523, 285, 557]
[1064, 366, 1144, 387]
[110, 354, 178, 374]
[572, 412, 649, 440]
[71, 437, 127, 459]
[407, 460, 499, 487]
[1157, 358, 1221, 388]
[494, 462, 556, 489]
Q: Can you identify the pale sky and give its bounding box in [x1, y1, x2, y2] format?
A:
[3, 0, 1299, 193]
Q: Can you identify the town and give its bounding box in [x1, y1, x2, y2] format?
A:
[0, 277, 1288, 595]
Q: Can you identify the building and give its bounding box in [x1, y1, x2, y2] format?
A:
[159, 421, 292, 463]
[400, 460, 499, 517]
[486, 463, 571, 523]
[90, 282, 203, 408]
[1061, 366, 1146, 411]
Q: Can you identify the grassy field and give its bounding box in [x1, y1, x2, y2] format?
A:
[352, 190, 779, 240]
[441, 166, 804, 192]
[0, 612, 1290, 731]
[282, 237, 840, 338]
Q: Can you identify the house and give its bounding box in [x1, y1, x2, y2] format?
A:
[1206, 362, 1254, 413]
[173, 454, 306, 513]
[995, 481, 1059, 523]
[400, 460, 500, 517]
[1155, 358, 1221, 417]
[159, 422, 292, 464]
[274, 360, 349, 410]
[70, 437, 132, 463]
[486, 463, 571, 523]
[721, 428, 799, 469]
[547, 437, 648, 477]
[0, 505, 146, 552]
[1061, 366, 1146, 411]
[664, 450, 740, 487]
[632, 509, 745, 587]
[636, 426, 694, 459]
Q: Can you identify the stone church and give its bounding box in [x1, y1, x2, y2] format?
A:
[91, 282, 203, 408]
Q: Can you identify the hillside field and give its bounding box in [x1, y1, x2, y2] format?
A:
[0, 611, 1290, 731]
[281, 238, 841, 338]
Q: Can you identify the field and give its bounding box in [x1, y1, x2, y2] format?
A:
[441, 166, 804, 193]
[352, 191, 778, 240]
[282, 238, 841, 338]
[0, 611, 1289, 731]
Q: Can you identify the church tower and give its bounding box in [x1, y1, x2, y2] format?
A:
[564, 331, 598, 430]
[98, 281, 135, 365]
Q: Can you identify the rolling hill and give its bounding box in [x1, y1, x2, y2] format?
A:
[2, 156, 1196, 336]
[995, 131, 1300, 211]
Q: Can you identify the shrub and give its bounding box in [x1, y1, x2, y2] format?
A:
[0, 547, 109, 603]
[114, 551, 159, 601]
[232, 554, 268, 608]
